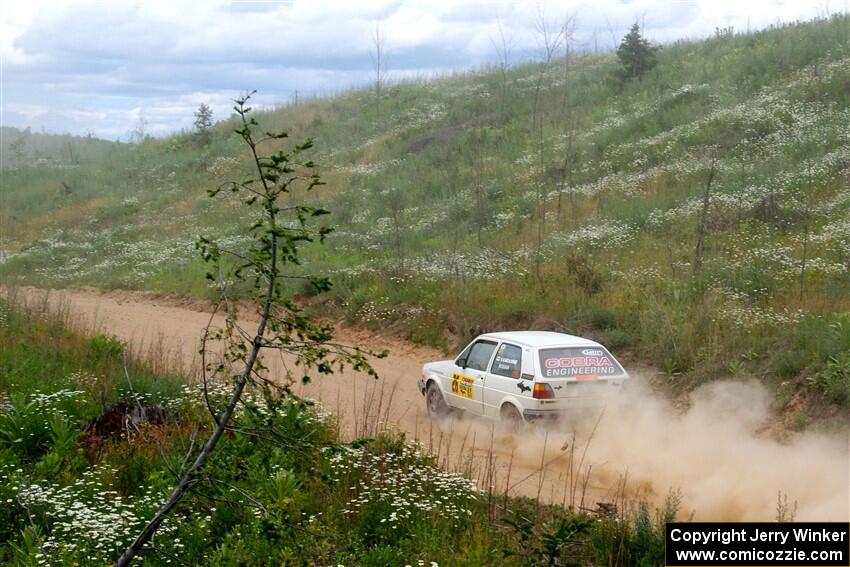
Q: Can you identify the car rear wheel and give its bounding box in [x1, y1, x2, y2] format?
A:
[500, 404, 523, 430]
[426, 382, 449, 417]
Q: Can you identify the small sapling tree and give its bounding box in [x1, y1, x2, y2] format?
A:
[114, 91, 382, 566]
[370, 24, 389, 109]
[194, 102, 214, 144]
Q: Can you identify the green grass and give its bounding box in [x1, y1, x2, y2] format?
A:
[1, 15, 849, 413]
[0, 296, 687, 566]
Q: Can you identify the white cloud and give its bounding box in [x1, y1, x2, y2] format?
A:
[7, 103, 49, 120]
[0, 0, 44, 66]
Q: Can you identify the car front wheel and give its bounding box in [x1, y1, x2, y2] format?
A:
[425, 382, 449, 417]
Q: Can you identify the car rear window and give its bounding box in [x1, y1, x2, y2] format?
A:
[490, 343, 522, 378]
[538, 346, 625, 379]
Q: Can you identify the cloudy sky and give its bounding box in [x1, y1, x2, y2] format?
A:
[1, 0, 843, 140]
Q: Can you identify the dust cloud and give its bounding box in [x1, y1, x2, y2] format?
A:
[436, 377, 849, 521]
[579, 378, 849, 520]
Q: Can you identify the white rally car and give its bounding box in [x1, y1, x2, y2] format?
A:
[417, 331, 629, 424]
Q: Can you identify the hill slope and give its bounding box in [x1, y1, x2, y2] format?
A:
[2, 15, 849, 414]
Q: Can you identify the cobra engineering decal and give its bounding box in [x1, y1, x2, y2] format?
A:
[539, 346, 625, 378]
[451, 373, 476, 399]
[544, 355, 612, 368]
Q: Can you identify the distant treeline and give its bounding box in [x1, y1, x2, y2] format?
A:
[1, 126, 117, 168]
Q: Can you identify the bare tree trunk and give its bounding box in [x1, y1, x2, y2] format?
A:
[666, 232, 677, 278]
[66, 140, 77, 164]
[530, 11, 567, 294]
[556, 36, 572, 228]
[736, 160, 746, 228]
[492, 18, 513, 119]
[474, 127, 485, 248]
[557, 119, 576, 228]
[371, 25, 388, 110]
[390, 204, 404, 274]
[692, 158, 717, 277]
[799, 192, 812, 303]
[530, 11, 573, 293]
[799, 221, 809, 303]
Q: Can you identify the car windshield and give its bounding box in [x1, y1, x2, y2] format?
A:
[538, 346, 625, 379]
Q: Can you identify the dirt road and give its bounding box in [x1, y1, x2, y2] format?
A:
[13, 287, 850, 521]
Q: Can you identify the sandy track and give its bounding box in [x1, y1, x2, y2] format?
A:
[12, 287, 850, 521]
[16, 287, 606, 505]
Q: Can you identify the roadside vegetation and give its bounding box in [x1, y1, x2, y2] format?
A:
[1, 15, 849, 416]
[0, 294, 684, 566]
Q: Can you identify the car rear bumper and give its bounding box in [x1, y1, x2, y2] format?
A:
[523, 399, 608, 421]
[523, 409, 562, 421]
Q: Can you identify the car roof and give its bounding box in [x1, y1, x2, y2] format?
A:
[478, 331, 602, 349]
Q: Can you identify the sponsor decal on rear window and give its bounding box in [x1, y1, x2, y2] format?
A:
[538, 347, 625, 379]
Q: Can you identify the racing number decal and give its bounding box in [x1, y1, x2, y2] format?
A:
[451, 373, 475, 399]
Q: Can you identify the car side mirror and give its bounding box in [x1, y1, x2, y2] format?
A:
[456, 357, 467, 369]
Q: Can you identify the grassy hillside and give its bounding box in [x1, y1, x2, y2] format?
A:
[0, 296, 680, 565]
[2, 16, 849, 413]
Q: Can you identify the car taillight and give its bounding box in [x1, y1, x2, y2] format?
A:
[533, 383, 555, 399]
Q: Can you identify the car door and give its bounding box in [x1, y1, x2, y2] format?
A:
[482, 342, 527, 418]
[449, 339, 496, 414]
